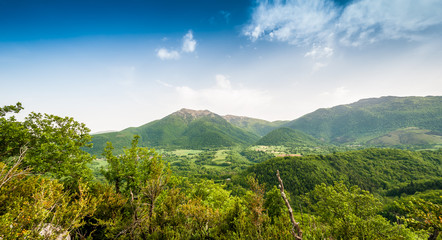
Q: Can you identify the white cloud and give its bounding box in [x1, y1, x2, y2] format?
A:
[157, 30, 197, 60]
[305, 45, 333, 59]
[156, 48, 180, 60]
[245, 0, 442, 47]
[244, 0, 337, 45]
[215, 74, 231, 89]
[170, 75, 272, 113]
[338, 0, 442, 46]
[304, 45, 334, 71]
[182, 30, 197, 53]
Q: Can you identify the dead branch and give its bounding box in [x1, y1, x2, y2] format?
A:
[276, 170, 302, 240]
[0, 146, 29, 190]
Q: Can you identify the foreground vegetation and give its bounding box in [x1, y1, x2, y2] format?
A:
[1, 103, 441, 239]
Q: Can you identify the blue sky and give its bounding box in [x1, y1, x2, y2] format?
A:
[1, 0, 442, 132]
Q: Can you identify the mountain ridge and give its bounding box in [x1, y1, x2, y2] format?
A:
[87, 95, 442, 155]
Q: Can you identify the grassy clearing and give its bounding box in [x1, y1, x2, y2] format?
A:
[171, 149, 203, 156]
[213, 150, 229, 162]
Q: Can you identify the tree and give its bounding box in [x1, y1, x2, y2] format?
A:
[102, 135, 171, 237]
[0, 103, 94, 189]
[0, 161, 100, 239]
[303, 182, 419, 239]
[102, 142, 123, 194]
[24, 112, 94, 187]
[0, 102, 28, 160]
[396, 197, 441, 240]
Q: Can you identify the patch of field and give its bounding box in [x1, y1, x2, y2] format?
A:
[213, 150, 229, 162]
[170, 149, 203, 156]
[250, 145, 291, 155]
[203, 165, 224, 170]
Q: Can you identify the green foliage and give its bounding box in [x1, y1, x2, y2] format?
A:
[0, 102, 29, 160]
[101, 135, 170, 197]
[240, 148, 274, 163]
[264, 185, 288, 222]
[301, 182, 422, 240]
[23, 112, 94, 187]
[0, 161, 100, 239]
[394, 195, 442, 240]
[0, 103, 94, 189]
[386, 178, 442, 197]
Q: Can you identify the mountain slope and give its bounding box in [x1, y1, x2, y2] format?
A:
[88, 109, 259, 154]
[284, 96, 442, 144]
[367, 127, 442, 148]
[223, 115, 287, 136]
[256, 127, 323, 146]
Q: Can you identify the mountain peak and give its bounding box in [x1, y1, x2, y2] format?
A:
[171, 108, 217, 121]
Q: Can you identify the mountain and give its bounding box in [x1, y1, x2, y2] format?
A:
[284, 96, 442, 145]
[88, 109, 259, 155]
[255, 127, 323, 147]
[222, 115, 287, 136]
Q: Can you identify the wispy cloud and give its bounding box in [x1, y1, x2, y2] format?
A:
[157, 30, 197, 60]
[182, 31, 197, 53]
[338, 0, 442, 46]
[159, 75, 272, 113]
[244, 0, 337, 45]
[157, 48, 180, 60]
[245, 0, 442, 47]
[304, 45, 334, 71]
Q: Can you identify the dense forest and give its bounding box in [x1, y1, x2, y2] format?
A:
[1, 102, 441, 240]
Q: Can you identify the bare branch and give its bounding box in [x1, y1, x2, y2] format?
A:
[276, 170, 302, 240]
[0, 146, 29, 189]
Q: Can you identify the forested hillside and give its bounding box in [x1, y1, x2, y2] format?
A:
[223, 115, 287, 136]
[285, 96, 442, 145]
[241, 148, 442, 195]
[89, 109, 259, 155]
[255, 127, 323, 147]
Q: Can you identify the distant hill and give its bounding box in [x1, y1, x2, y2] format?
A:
[88, 109, 259, 155]
[255, 127, 323, 147]
[367, 127, 442, 148]
[223, 115, 287, 136]
[241, 148, 442, 196]
[284, 96, 442, 145]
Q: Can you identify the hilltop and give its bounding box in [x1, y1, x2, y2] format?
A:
[88, 108, 259, 155]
